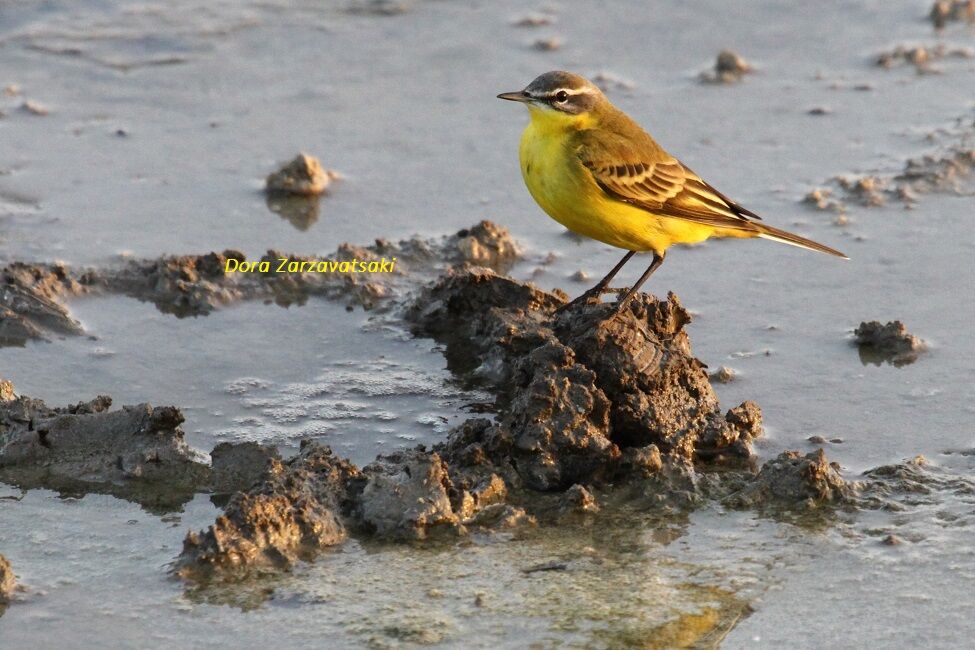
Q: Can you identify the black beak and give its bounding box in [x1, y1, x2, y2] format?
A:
[497, 91, 531, 102]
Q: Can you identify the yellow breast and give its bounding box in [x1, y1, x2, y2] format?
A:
[517, 110, 714, 254]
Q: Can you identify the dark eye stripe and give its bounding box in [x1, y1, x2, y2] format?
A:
[529, 89, 595, 114]
[532, 90, 582, 102]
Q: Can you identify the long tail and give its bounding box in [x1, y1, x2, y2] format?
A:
[754, 223, 848, 259]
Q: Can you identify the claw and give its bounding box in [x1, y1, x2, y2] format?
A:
[554, 292, 596, 315]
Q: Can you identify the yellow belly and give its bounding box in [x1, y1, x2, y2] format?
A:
[518, 122, 715, 254]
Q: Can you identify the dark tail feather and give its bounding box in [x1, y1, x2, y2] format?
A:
[754, 223, 848, 259]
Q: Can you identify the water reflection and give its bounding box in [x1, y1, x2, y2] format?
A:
[265, 193, 321, 231]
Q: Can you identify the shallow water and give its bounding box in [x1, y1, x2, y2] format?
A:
[2, 0, 975, 646]
[0, 295, 483, 466]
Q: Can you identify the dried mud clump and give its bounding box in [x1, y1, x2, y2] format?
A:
[349, 449, 531, 535]
[810, 113, 975, 213]
[723, 450, 855, 510]
[532, 37, 562, 52]
[348, 450, 464, 540]
[489, 339, 619, 490]
[554, 297, 761, 462]
[0, 220, 521, 345]
[806, 130, 974, 213]
[210, 441, 281, 494]
[512, 13, 553, 27]
[700, 50, 752, 84]
[410, 269, 764, 492]
[930, 0, 975, 29]
[103, 251, 254, 317]
[854, 320, 927, 366]
[875, 43, 973, 73]
[859, 455, 974, 508]
[560, 484, 599, 514]
[406, 269, 562, 385]
[1, 262, 86, 346]
[0, 554, 14, 610]
[0, 380, 210, 509]
[710, 366, 737, 384]
[178, 441, 534, 580]
[265, 153, 337, 196]
[835, 175, 888, 207]
[802, 188, 844, 213]
[20, 100, 49, 116]
[450, 221, 521, 271]
[896, 147, 975, 194]
[591, 71, 636, 92]
[346, 0, 412, 16]
[177, 442, 357, 581]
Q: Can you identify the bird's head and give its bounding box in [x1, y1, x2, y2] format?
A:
[498, 71, 605, 128]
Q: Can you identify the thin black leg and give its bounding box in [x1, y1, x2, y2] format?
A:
[555, 250, 636, 314]
[591, 250, 636, 294]
[611, 251, 665, 314]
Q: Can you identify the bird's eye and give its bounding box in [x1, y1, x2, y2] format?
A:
[555, 90, 569, 102]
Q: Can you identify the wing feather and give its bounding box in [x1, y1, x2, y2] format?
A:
[577, 133, 762, 229]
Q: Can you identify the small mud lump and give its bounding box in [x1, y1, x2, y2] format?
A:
[724, 450, 854, 510]
[349, 449, 464, 540]
[265, 153, 337, 196]
[700, 50, 752, 84]
[930, 0, 975, 29]
[854, 320, 927, 366]
[560, 484, 599, 513]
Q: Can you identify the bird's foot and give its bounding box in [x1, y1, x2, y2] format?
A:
[603, 289, 638, 320]
[554, 284, 616, 315]
[606, 299, 629, 319]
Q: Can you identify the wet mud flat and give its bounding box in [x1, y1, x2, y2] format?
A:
[3, 0, 975, 645]
[2, 221, 964, 648]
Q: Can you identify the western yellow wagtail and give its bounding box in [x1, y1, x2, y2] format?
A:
[498, 71, 847, 314]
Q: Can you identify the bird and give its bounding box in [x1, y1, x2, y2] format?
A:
[498, 71, 847, 315]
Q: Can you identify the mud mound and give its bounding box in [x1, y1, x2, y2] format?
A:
[0, 380, 210, 511]
[177, 266, 849, 583]
[100, 220, 519, 317]
[723, 450, 856, 510]
[0, 220, 520, 344]
[177, 442, 356, 581]
[178, 442, 535, 579]
[411, 269, 762, 491]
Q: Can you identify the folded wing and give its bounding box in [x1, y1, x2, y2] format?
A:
[578, 135, 762, 231]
